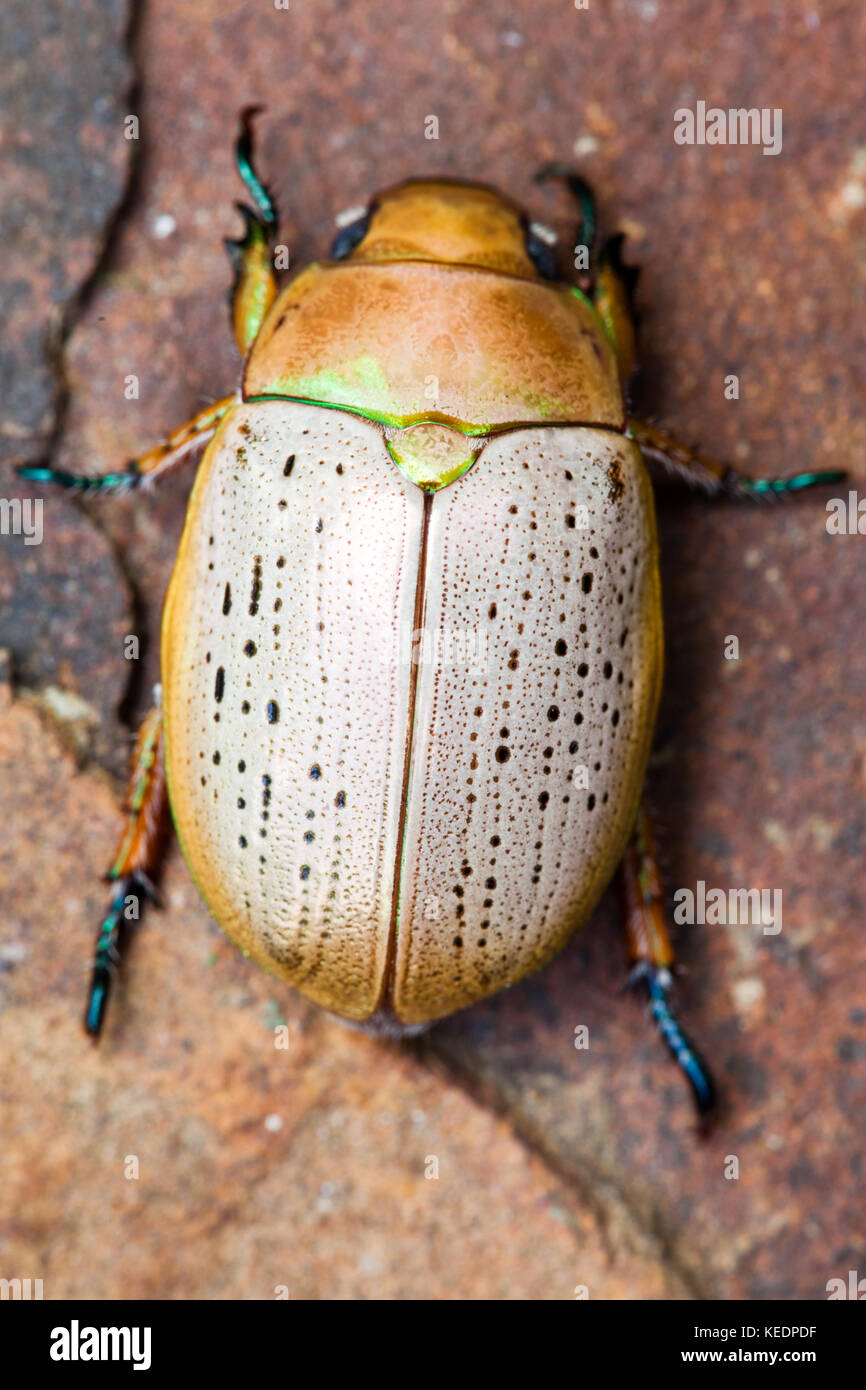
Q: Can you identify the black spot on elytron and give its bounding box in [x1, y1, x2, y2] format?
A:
[244, 640, 256, 657]
[564, 469, 573, 480]
[238, 759, 246, 772]
[249, 556, 262, 615]
[582, 573, 593, 593]
[306, 809, 315, 819]
[212, 751, 221, 764]
[205, 652, 211, 664]
[453, 884, 464, 897]
[266, 701, 279, 724]
[309, 763, 321, 780]
[304, 831, 314, 843]
[241, 701, 250, 714]
[543, 746, 553, 758]
[276, 556, 286, 568]
[620, 628, 629, 646]
[485, 877, 496, 889]
[490, 835, 500, 846]
[315, 518, 323, 533]
[612, 709, 620, 726]
[237, 797, 245, 809]
[461, 865, 473, 877]
[222, 583, 232, 615]
[335, 790, 346, 808]
[587, 794, 596, 810]
[488, 603, 497, 619]
[239, 836, 247, 848]
[569, 740, 579, 754]
[547, 706, 560, 721]
[278, 500, 287, 510]
[283, 454, 295, 477]
[566, 514, 576, 528]
[336, 462, 343, 475]
[590, 546, 599, 559]
[555, 639, 567, 656]
[453, 936, 463, 948]
[578, 662, 589, 677]
[499, 726, 510, 738]
[603, 661, 613, 678]
[538, 790, 549, 808]
[214, 666, 225, 702]
[495, 746, 510, 763]
[299, 865, 310, 880]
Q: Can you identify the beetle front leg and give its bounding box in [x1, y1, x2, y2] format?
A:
[225, 106, 279, 356]
[619, 803, 716, 1120]
[16, 395, 236, 493]
[629, 417, 845, 496]
[86, 696, 169, 1038]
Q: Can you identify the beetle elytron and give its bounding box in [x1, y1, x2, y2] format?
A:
[20, 109, 843, 1116]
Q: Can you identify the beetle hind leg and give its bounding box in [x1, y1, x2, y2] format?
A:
[86, 698, 169, 1038]
[629, 418, 845, 496]
[225, 106, 279, 356]
[619, 805, 716, 1120]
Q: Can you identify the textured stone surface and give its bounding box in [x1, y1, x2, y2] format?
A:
[1, 0, 865, 1300]
[0, 0, 135, 771]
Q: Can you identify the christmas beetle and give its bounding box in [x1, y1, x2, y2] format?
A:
[19, 109, 843, 1116]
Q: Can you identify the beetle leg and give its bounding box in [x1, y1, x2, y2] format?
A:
[534, 162, 597, 294]
[16, 395, 236, 493]
[628, 417, 845, 496]
[594, 234, 639, 386]
[86, 697, 169, 1038]
[620, 804, 716, 1119]
[225, 105, 279, 356]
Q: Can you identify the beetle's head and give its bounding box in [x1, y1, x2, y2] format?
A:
[328, 179, 559, 280]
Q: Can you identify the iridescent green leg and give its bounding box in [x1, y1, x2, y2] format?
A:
[16, 395, 235, 493]
[87, 699, 168, 1038]
[225, 105, 280, 356]
[535, 162, 597, 295]
[628, 417, 845, 496]
[535, 163, 640, 385]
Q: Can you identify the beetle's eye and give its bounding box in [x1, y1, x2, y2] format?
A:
[525, 221, 559, 279]
[329, 205, 371, 260]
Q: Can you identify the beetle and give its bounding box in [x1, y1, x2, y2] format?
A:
[19, 109, 843, 1116]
